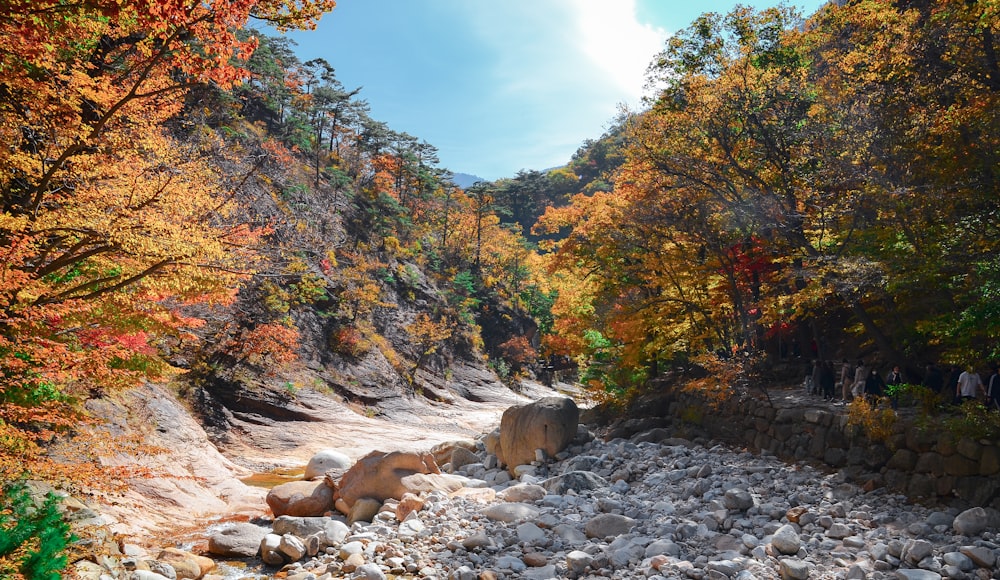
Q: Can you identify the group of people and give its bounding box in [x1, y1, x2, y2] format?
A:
[804, 359, 1000, 410]
[920, 362, 1000, 409]
[801, 358, 903, 406]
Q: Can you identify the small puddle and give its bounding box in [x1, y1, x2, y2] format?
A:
[240, 467, 304, 489]
[213, 558, 270, 579]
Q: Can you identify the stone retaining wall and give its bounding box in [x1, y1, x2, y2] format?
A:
[664, 390, 1000, 509]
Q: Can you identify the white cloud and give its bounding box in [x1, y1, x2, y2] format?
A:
[569, 0, 668, 103]
[459, 1, 666, 102]
[443, 0, 670, 177]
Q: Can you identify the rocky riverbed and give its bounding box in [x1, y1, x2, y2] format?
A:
[118, 419, 1000, 580]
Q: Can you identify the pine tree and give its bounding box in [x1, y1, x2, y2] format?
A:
[0, 482, 74, 580]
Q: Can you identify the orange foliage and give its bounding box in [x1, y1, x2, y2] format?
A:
[330, 326, 372, 358]
[681, 353, 747, 409]
[371, 154, 403, 203]
[0, 0, 336, 486]
[227, 323, 301, 370]
[498, 336, 537, 368]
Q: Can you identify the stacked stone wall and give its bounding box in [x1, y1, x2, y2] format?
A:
[666, 392, 1000, 509]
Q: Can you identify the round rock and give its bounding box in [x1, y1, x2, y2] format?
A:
[952, 507, 989, 536]
[303, 449, 352, 480]
[482, 502, 540, 523]
[206, 522, 268, 558]
[771, 524, 802, 555]
[584, 513, 635, 539]
[498, 483, 546, 503]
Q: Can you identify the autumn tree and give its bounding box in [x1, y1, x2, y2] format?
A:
[0, 0, 336, 486]
[463, 182, 504, 277]
[535, 7, 819, 383]
[541, 0, 1000, 401]
[802, 0, 1000, 362]
[404, 313, 453, 383]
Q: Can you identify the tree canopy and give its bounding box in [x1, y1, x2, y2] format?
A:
[537, 0, 1000, 395]
[0, 0, 335, 487]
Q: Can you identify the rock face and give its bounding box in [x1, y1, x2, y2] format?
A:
[265, 480, 335, 517]
[83, 383, 267, 538]
[333, 450, 440, 509]
[498, 396, 579, 472]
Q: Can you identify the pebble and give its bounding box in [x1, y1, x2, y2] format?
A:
[186, 426, 1000, 580]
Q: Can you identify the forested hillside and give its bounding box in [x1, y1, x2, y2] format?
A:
[528, 0, 1000, 398]
[1, 0, 999, 558]
[0, 0, 549, 497]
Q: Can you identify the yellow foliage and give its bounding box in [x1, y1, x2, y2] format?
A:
[325, 250, 339, 269]
[370, 333, 405, 376]
[846, 397, 897, 445]
[405, 314, 453, 357]
[680, 353, 744, 410]
[383, 236, 402, 253]
[0, 0, 336, 487]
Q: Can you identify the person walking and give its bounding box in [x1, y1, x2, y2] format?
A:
[811, 359, 823, 397]
[921, 362, 943, 395]
[886, 365, 904, 409]
[839, 359, 853, 402]
[851, 360, 867, 399]
[865, 368, 886, 404]
[956, 366, 985, 402]
[820, 360, 836, 401]
[985, 364, 1000, 411]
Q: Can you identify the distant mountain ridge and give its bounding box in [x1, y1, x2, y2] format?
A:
[451, 172, 485, 188]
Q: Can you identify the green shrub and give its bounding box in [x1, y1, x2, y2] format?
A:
[0, 481, 75, 580]
[941, 400, 1000, 440]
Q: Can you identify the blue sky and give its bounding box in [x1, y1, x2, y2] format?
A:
[277, 1, 827, 181]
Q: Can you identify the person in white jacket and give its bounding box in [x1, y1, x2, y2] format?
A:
[956, 366, 985, 401]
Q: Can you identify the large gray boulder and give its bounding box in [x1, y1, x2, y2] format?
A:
[499, 397, 579, 473]
[206, 522, 269, 558]
[952, 507, 990, 536]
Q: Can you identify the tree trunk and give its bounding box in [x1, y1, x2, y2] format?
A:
[850, 301, 905, 364]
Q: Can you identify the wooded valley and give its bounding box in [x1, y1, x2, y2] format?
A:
[1, 0, 999, 574]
